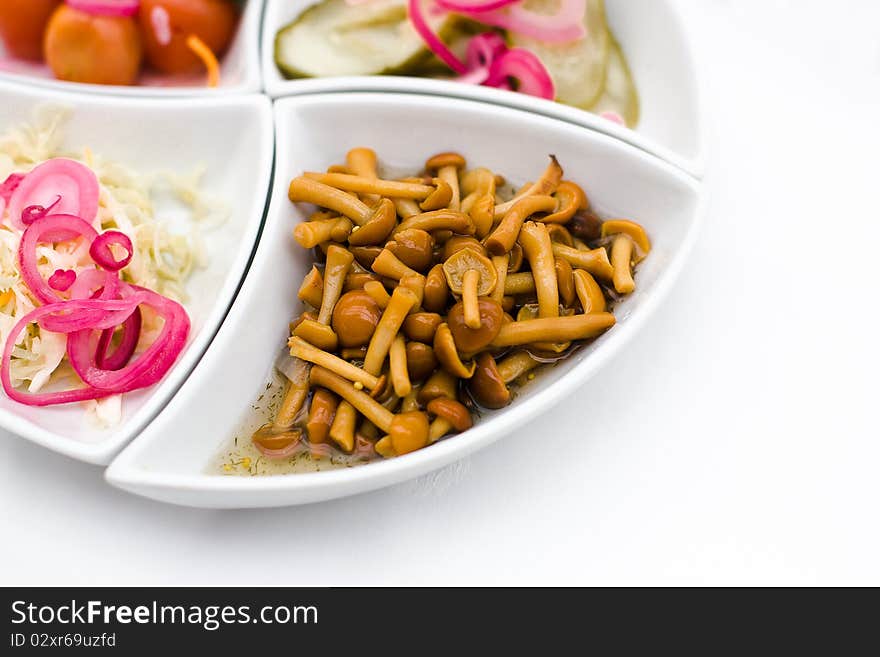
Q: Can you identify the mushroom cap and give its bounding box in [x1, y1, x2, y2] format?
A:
[567, 209, 602, 241]
[433, 322, 476, 379]
[348, 198, 396, 246]
[420, 178, 454, 211]
[443, 236, 486, 261]
[447, 298, 504, 352]
[600, 219, 651, 255]
[292, 319, 338, 352]
[405, 342, 438, 383]
[442, 249, 497, 296]
[403, 312, 444, 344]
[468, 352, 510, 409]
[389, 411, 430, 455]
[417, 369, 458, 405]
[386, 228, 435, 273]
[331, 291, 382, 348]
[425, 152, 466, 171]
[252, 424, 304, 452]
[427, 398, 473, 432]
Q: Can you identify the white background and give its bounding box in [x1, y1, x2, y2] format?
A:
[1, 0, 878, 586]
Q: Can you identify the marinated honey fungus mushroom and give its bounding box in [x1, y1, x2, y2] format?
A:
[546, 223, 575, 248]
[567, 209, 603, 241]
[601, 219, 651, 257]
[493, 155, 563, 218]
[385, 228, 434, 272]
[363, 280, 391, 309]
[490, 254, 509, 304]
[251, 357, 311, 454]
[556, 257, 576, 307]
[292, 244, 353, 351]
[303, 171, 437, 200]
[460, 167, 497, 238]
[394, 209, 474, 236]
[306, 388, 338, 448]
[573, 269, 606, 314]
[345, 147, 380, 204]
[542, 180, 589, 224]
[298, 265, 323, 309]
[468, 351, 541, 409]
[423, 264, 449, 313]
[349, 245, 382, 269]
[388, 334, 412, 397]
[288, 336, 382, 391]
[403, 312, 444, 343]
[363, 286, 420, 376]
[310, 367, 430, 456]
[519, 221, 559, 318]
[447, 298, 504, 352]
[329, 400, 358, 453]
[289, 178, 395, 246]
[490, 312, 616, 347]
[433, 322, 476, 378]
[503, 271, 536, 296]
[425, 152, 466, 211]
[406, 341, 438, 383]
[371, 247, 422, 281]
[484, 195, 557, 256]
[330, 290, 382, 348]
[426, 397, 473, 443]
[443, 236, 486, 260]
[551, 242, 615, 281]
[610, 234, 636, 294]
[442, 249, 498, 329]
[419, 178, 454, 211]
[293, 215, 354, 249]
[418, 368, 459, 405]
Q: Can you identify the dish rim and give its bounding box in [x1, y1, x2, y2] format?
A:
[0, 0, 264, 98]
[105, 91, 707, 507]
[260, 0, 706, 179]
[0, 79, 275, 464]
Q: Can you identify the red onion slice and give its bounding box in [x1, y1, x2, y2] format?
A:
[439, 0, 587, 43]
[48, 269, 76, 291]
[7, 159, 100, 231]
[408, 0, 467, 74]
[89, 230, 133, 271]
[95, 307, 142, 371]
[486, 47, 556, 99]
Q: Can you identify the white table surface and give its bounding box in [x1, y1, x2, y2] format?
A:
[1, 0, 878, 586]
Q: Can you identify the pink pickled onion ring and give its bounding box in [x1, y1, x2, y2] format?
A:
[69, 267, 120, 301]
[48, 269, 76, 291]
[7, 159, 99, 231]
[150, 5, 172, 46]
[436, 0, 517, 10]
[21, 195, 62, 226]
[89, 230, 133, 271]
[486, 47, 555, 99]
[0, 172, 24, 202]
[457, 31, 508, 85]
[408, 0, 467, 74]
[66, 284, 190, 391]
[38, 294, 146, 334]
[438, 0, 587, 43]
[96, 307, 142, 371]
[600, 111, 625, 126]
[65, 0, 140, 18]
[18, 214, 99, 305]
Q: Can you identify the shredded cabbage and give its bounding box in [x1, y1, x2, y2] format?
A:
[0, 108, 224, 426]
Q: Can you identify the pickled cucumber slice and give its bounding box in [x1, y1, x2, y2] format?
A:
[588, 36, 640, 127]
[275, 0, 456, 78]
[509, 0, 609, 108]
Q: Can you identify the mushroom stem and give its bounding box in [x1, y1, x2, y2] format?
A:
[504, 272, 536, 295]
[493, 155, 563, 218]
[389, 335, 412, 397]
[363, 280, 390, 309]
[310, 366, 394, 432]
[497, 351, 540, 383]
[393, 198, 421, 219]
[329, 400, 358, 452]
[303, 171, 435, 199]
[401, 388, 420, 413]
[610, 234, 636, 294]
[491, 254, 509, 303]
[437, 165, 460, 211]
[551, 242, 615, 280]
[395, 209, 474, 235]
[363, 286, 419, 376]
[298, 266, 323, 309]
[428, 418, 453, 443]
[519, 221, 559, 318]
[273, 358, 311, 428]
[317, 245, 354, 325]
[293, 216, 352, 249]
[462, 269, 482, 329]
[490, 313, 616, 347]
[288, 177, 371, 225]
[306, 388, 337, 446]
[288, 336, 380, 390]
[484, 195, 557, 256]
[345, 147, 380, 205]
[372, 248, 421, 281]
[573, 269, 606, 313]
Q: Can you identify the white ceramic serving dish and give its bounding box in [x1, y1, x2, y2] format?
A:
[261, 0, 704, 177]
[106, 92, 704, 508]
[0, 0, 263, 97]
[0, 80, 273, 464]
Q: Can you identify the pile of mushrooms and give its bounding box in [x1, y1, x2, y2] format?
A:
[251, 148, 651, 461]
